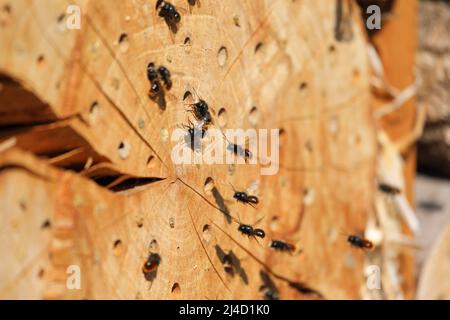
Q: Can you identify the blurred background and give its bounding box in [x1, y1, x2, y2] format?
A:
[415, 0, 450, 299]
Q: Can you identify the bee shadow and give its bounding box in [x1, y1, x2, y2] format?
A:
[259, 270, 279, 300]
[151, 92, 167, 111]
[211, 187, 231, 224]
[215, 245, 248, 285]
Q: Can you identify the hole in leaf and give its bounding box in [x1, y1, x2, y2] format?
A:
[217, 108, 227, 127]
[113, 239, 124, 256]
[171, 283, 181, 294]
[118, 33, 129, 52]
[149, 239, 158, 251]
[217, 47, 228, 67]
[118, 141, 131, 159]
[299, 82, 308, 90]
[41, 219, 51, 229]
[254, 42, 263, 53]
[249, 106, 259, 126]
[37, 55, 45, 65]
[202, 224, 212, 242]
[184, 37, 192, 53]
[147, 155, 155, 168]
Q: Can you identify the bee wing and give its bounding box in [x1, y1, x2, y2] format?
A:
[246, 180, 260, 196]
[253, 215, 265, 227]
[175, 6, 189, 15]
[338, 228, 349, 238]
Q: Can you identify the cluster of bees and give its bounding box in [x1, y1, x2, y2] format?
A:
[147, 62, 172, 109]
[142, 0, 377, 298]
[156, 0, 181, 32]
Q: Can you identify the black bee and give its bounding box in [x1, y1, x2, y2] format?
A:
[347, 235, 373, 250]
[188, 99, 212, 124]
[147, 62, 171, 110]
[156, 0, 181, 32]
[158, 66, 172, 90]
[378, 182, 401, 195]
[233, 191, 259, 206]
[147, 62, 158, 81]
[142, 253, 161, 281]
[238, 224, 265, 239]
[148, 78, 163, 99]
[148, 63, 172, 90]
[254, 229, 266, 238]
[238, 224, 253, 236]
[229, 182, 259, 207]
[148, 80, 166, 110]
[270, 240, 296, 253]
